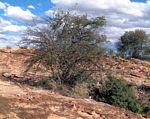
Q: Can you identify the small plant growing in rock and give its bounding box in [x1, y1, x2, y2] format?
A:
[6, 46, 11, 49]
[19, 46, 28, 49]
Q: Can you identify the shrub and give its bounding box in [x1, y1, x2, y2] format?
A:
[138, 85, 150, 117]
[6, 46, 11, 49]
[19, 46, 28, 49]
[21, 11, 106, 87]
[89, 76, 142, 113]
[23, 71, 95, 98]
[71, 82, 89, 98]
[142, 103, 150, 117]
[69, 72, 95, 98]
[21, 78, 54, 90]
[48, 69, 95, 87]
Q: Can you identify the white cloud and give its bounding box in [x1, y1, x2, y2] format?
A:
[28, 5, 35, 9]
[0, 18, 11, 26]
[0, 17, 27, 47]
[3, 25, 26, 33]
[51, 0, 145, 17]
[45, 9, 55, 16]
[0, 2, 37, 21]
[50, 0, 150, 44]
[0, 18, 27, 33]
[0, 34, 21, 47]
[0, 1, 6, 9]
[0, 2, 36, 47]
[5, 6, 36, 21]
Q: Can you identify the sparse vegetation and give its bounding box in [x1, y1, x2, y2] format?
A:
[0, 0, 150, 118]
[142, 103, 150, 117]
[6, 46, 11, 49]
[19, 46, 28, 49]
[18, 11, 150, 117]
[21, 11, 106, 86]
[0, 7, 149, 119]
[89, 76, 142, 113]
[23, 71, 95, 98]
[117, 29, 149, 59]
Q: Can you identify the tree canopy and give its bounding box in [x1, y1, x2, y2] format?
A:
[21, 11, 106, 85]
[117, 29, 149, 59]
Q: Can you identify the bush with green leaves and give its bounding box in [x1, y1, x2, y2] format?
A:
[89, 76, 142, 113]
[23, 71, 95, 98]
[138, 85, 150, 117]
[142, 103, 150, 117]
[21, 11, 106, 86]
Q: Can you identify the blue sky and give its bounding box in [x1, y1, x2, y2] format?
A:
[0, 0, 53, 15]
[0, 0, 149, 47]
[131, 0, 146, 2]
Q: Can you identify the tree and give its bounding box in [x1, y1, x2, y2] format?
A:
[21, 11, 106, 86]
[117, 29, 149, 58]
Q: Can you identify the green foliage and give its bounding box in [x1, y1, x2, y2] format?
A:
[69, 71, 95, 98]
[137, 85, 150, 117]
[89, 76, 142, 113]
[142, 103, 150, 117]
[71, 82, 90, 98]
[117, 29, 149, 59]
[24, 71, 94, 98]
[21, 11, 106, 86]
[19, 46, 28, 49]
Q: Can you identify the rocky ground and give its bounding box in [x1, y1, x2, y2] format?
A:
[0, 78, 144, 119]
[0, 48, 149, 119]
[99, 56, 150, 86]
[1, 48, 150, 86]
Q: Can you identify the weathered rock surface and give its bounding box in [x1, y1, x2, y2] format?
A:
[0, 49, 150, 86]
[0, 49, 149, 119]
[99, 56, 150, 86]
[0, 79, 144, 119]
